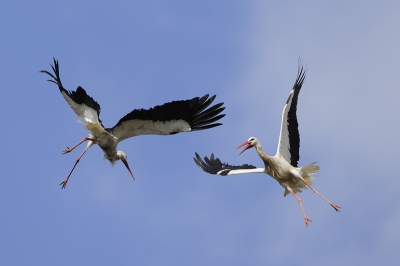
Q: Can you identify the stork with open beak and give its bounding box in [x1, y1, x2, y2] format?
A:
[41, 58, 225, 189]
[194, 60, 340, 227]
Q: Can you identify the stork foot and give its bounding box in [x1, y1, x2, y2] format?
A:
[62, 147, 72, 155]
[331, 203, 341, 212]
[304, 216, 312, 227]
[59, 178, 69, 189]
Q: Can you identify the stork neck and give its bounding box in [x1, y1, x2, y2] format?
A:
[255, 144, 273, 164]
[254, 143, 268, 158]
[254, 144, 279, 176]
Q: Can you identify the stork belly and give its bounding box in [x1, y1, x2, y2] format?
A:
[96, 135, 117, 154]
[83, 123, 118, 158]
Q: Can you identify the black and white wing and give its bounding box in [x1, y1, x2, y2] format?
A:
[194, 152, 263, 176]
[40, 58, 104, 127]
[108, 95, 225, 142]
[275, 60, 307, 167]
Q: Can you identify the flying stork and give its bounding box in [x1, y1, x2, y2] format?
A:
[194, 61, 340, 227]
[41, 58, 225, 189]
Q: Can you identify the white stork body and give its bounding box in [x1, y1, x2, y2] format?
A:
[194, 61, 340, 227]
[41, 58, 225, 189]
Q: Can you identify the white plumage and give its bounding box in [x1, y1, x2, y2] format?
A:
[194, 60, 340, 227]
[41, 58, 225, 189]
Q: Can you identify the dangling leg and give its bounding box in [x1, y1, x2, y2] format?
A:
[288, 187, 312, 227]
[298, 179, 341, 212]
[62, 137, 95, 155]
[60, 141, 94, 189]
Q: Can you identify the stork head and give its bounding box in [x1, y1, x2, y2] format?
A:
[116, 150, 135, 180]
[236, 137, 259, 155]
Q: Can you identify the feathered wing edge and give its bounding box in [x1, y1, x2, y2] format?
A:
[108, 94, 226, 137]
[186, 95, 226, 130]
[276, 58, 307, 167]
[40, 58, 104, 127]
[193, 152, 260, 176]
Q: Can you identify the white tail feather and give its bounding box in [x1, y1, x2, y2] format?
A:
[301, 162, 319, 184]
[283, 162, 319, 197]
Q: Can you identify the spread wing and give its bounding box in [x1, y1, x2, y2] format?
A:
[194, 152, 263, 176]
[275, 60, 306, 167]
[107, 95, 225, 143]
[40, 58, 104, 127]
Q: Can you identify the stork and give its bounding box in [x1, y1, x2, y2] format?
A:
[41, 58, 225, 189]
[194, 61, 340, 227]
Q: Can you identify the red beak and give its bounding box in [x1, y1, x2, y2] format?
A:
[235, 141, 253, 155]
[121, 157, 135, 180]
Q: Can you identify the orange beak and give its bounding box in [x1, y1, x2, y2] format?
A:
[121, 156, 135, 180]
[235, 141, 253, 155]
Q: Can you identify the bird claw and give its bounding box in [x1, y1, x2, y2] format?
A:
[59, 179, 68, 189]
[331, 203, 341, 212]
[62, 147, 72, 155]
[304, 216, 312, 227]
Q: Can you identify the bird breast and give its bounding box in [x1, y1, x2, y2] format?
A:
[83, 121, 119, 161]
[265, 156, 305, 189]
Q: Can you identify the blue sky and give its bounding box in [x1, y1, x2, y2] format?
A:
[1, 1, 399, 265]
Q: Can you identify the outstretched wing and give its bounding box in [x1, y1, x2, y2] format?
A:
[40, 58, 104, 127]
[276, 59, 307, 167]
[194, 152, 263, 176]
[108, 95, 225, 142]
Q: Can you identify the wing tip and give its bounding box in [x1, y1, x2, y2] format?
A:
[297, 57, 307, 86]
[194, 152, 257, 176]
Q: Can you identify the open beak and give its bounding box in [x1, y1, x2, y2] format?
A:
[121, 157, 135, 180]
[235, 141, 253, 155]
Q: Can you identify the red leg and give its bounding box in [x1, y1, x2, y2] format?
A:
[299, 180, 341, 212]
[62, 137, 95, 155]
[59, 145, 91, 189]
[288, 188, 312, 227]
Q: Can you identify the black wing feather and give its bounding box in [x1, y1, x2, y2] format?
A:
[192, 102, 225, 123]
[188, 95, 215, 118]
[109, 94, 225, 132]
[194, 152, 256, 176]
[285, 60, 307, 167]
[40, 58, 104, 127]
